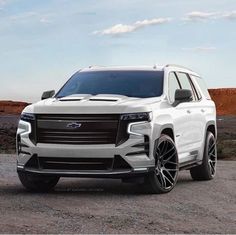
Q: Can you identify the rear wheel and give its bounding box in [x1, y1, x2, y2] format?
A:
[190, 131, 217, 180]
[144, 134, 179, 194]
[18, 172, 60, 192]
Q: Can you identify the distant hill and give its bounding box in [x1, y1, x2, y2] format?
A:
[0, 88, 235, 115]
[209, 88, 236, 115]
[0, 101, 29, 115]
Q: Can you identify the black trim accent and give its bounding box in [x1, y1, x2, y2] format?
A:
[18, 143, 29, 148]
[19, 151, 31, 155]
[17, 134, 31, 155]
[89, 99, 117, 102]
[115, 119, 130, 146]
[59, 98, 82, 102]
[24, 154, 132, 172]
[132, 142, 149, 148]
[126, 150, 149, 156]
[173, 72, 182, 88]
[113, 155, 132, 170]
[128, 135, 150, 157]
[179, 160, 202, 170]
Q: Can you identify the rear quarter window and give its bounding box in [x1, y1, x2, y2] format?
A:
[190, 75, 211, 100]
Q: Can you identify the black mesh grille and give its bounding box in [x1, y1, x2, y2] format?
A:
[36, 114, 119, 145]
[24, 155, 131, 171]
[39, 157, 113, 171]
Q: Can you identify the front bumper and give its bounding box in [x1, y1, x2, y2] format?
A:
[17, 119, 156, 178]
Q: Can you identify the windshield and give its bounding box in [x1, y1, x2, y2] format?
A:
[56, 70, 164, 98]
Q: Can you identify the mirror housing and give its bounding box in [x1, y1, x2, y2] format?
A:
[173, 89, 193, 107]
[41, 90, 55, 100]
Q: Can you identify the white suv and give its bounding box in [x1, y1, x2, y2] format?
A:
[17, 64, 217, 193]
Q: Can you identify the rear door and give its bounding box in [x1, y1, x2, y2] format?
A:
[189, 75, 214, 154]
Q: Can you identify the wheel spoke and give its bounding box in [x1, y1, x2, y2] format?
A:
[209, 154, 216, 162]
[160, 141, 168, 155]
[209, 160, 215, 175]
[208, 142, 216, 154]
[162, 145, 175, 158]
[158, 171, 166, 188]
[209, 152, 216, 157]
[155, 147, 162, 157]
[163, 150, 177, 164]
[163, 169, 175, 184]
[165, 161, 177, 165]
[163, 174, 173, 186]
[207, 137, 217, 177]
[164, 168, 177, 172]
[159, 142, 165, 155]
[209, 148, 216, 156]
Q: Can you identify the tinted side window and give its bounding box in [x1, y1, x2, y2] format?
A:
[169, 72, 181, 103]
[176, 72, 196, 101]
[190, 75, 211, 100]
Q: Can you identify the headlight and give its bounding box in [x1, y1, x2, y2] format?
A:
[19, 113, 36, 144]
[120, 112, 152, 122]
[116, 112, 152, 146]
[20, 113, 35, 122]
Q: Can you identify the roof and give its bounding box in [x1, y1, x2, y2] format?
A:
[79, 64, 200, 77]
[80, 65, 164, 72]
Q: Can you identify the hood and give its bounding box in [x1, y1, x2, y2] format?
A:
[23, 94, 162, 114]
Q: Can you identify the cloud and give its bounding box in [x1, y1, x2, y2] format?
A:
[182, 46, 216, 52]
[9, 11, 53, 24]
[185, 11, 219, 21]
[10, 11, 38, 21]
[94, 17, 172, 36]
[184, 11, 236, 21]
[39, 17, 52, 24]
[0, 0, 7, 5]
[222, 11, 236, 20]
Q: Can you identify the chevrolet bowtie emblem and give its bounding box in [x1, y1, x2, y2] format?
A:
[66, 122, 82, 129]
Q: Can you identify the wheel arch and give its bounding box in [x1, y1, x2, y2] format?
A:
[205, 121, 217, 138]
[161, 127, 175, 142]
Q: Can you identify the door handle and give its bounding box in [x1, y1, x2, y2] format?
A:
[187, 110, 191, 114]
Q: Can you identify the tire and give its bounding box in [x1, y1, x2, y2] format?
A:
[18, 171, 60, 192]
[190, 131, 217, 180]
[144, 134, 179, 194]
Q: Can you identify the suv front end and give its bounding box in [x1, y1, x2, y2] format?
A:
[17, 110, 156, 178]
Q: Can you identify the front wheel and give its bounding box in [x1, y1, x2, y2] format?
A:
[18, 172, 60, 192]
[190, 131, 217, 180]
[144, 134, 179, 194]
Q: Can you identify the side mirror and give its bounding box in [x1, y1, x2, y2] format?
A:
[173, 89, 193, 107]
[41, 90, 55, 100]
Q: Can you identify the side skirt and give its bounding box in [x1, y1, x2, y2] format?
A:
[179, 160, 202, 171]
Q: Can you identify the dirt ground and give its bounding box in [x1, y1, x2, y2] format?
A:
[0, 154, 235, 234]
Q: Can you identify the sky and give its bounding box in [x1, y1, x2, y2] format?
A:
[0, 0, 236, 102]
